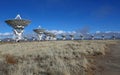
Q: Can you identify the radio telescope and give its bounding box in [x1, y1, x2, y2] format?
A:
[5, 14, 31, 42]
[80, 34, 84, 40]
[91, 34, 94, 40]
[69, 34, 74, 40]
[49, 33, 56, 40]
[33, 27, 45, 41]
[44, 32, 51, 40]
[101, 34, 105, 40]
[61, 34, 66, 40]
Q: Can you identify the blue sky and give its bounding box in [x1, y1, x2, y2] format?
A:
[0, 0, 120, 34]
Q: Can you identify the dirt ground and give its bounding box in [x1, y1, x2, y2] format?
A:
[93, 41, 120, 75]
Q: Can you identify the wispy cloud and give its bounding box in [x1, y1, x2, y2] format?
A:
[0, 32, 13, 36]
[47, 30, 76, 35]
[96, 31, 101, 34]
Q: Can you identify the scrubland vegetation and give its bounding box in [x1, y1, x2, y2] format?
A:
[0, 40, 119, 75]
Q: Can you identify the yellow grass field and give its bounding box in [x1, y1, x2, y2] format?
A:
[0, 40, 119, 75]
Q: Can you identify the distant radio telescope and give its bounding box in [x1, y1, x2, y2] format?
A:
[61, 34, 66, 40]
[101, 34, 105, 40]
[80, 34, 84, 40]
[5, 14, 31, 42]
[69, 34, 74, 40]
[91, 34, 94, 40]
[49, 33, 57, 40]
[43, 32, 57, 40]
[44, 32, 51, 40]
[33, 27, 45, 41]
[112, 34, 116, 40]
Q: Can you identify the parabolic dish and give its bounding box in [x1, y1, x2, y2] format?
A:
[33, 29, 45, 34]
[5, 19, 31, 29]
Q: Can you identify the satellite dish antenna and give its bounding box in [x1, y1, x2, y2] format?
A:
[5, 14, 31, 42]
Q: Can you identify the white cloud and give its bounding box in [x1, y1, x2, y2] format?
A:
[67, 31, 76, 34]
[105, 31, 112, 33]
[96, 31, 101, 33]
[47, 30, 66, 34]
[47, 30, 76, 35]
[0, 32, 13, 36]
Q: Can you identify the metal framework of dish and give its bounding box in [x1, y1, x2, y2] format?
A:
[5, 14, 31, 41]
[33, 27, 45, 41]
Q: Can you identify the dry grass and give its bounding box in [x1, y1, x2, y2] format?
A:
[0, 40, 118, 75]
